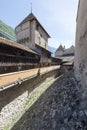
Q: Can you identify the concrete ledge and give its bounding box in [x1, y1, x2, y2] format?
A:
[0, 65, 60, 87]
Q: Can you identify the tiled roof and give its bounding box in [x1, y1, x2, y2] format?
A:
[35, 44, 51, 54]
[16, 13, 35, 27]
[0, 20, 16, 41]
[55, 45, 75, 57]
[56, 45, 64, 52]
[63, 45, 75, 56]
[16, 13, 50, 38]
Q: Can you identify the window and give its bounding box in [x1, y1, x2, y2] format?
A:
[27, 37, 29, 42]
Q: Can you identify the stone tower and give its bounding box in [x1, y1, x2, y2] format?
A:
[15, 13, 50, 50]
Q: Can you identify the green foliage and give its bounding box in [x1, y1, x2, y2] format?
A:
[4, 116, 18, 130]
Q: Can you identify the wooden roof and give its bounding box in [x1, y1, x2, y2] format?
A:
[0, 37, 39, 55]
[35, 44, 51, 54]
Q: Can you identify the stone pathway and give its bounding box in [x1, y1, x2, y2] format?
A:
[12, 71, 87, 130]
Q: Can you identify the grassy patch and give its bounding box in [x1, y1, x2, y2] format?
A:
[25, 78, 56, 108]
[4, 116, 17, 130]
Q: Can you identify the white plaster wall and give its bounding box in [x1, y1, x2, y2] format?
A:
[16, 22, 30, 36]
[74, 0, 87, 87]
[15, 20, 49, 50]
[35, 22, 48, 49]
[30, 20, 36, 49]
[16, 22, 30, 47]
[16, 29, 29, 40]
[15, 21, 36, 49]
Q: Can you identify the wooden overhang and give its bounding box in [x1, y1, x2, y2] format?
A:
[0, 37, 40, 56]
[35, 44, 51, 55]
[51, 56, 62, 61]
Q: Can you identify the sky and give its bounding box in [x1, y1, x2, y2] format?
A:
[0, 0, 79, 49]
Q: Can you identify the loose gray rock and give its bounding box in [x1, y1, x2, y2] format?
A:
[12, 70, 87, 130]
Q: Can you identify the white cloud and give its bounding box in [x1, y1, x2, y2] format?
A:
[48, 38, 75, 49]
[38, 0, 78, 48]
[0, 0, 78, 49]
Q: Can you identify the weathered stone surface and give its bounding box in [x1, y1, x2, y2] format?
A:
[12, 71, 87, 130]
[74, 0, 87, 96]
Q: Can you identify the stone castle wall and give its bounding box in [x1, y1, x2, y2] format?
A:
[74, 0, 87, 88]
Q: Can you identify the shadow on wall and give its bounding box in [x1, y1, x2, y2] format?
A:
[11, 74, 62, 130]
[0, 69, 60, 112]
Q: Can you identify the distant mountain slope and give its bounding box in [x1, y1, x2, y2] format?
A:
[0, 20, 16, 41]
[48, 45, 57, 53]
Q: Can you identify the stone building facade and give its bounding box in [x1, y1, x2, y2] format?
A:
[15, 13, 51, 65]
[55, 45, 75, 65]
[55, 45, 65, 57]
[74, 0, 87, 87]
[55, 45, 75, 57]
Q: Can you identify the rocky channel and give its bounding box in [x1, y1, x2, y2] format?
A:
[12, 70, 87, 130]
